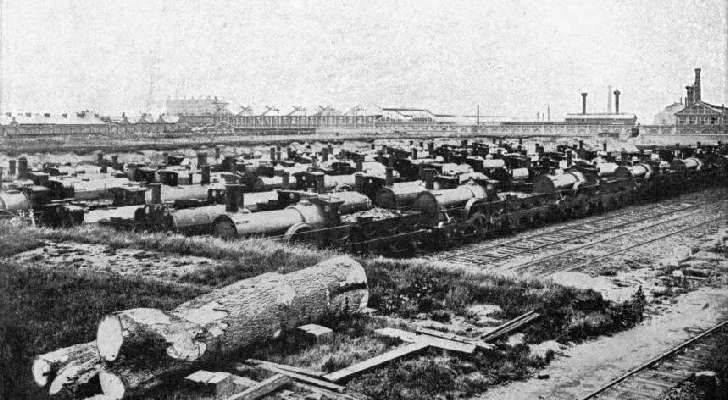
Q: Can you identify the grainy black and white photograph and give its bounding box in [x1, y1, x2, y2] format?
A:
[1, 1, 728, 399]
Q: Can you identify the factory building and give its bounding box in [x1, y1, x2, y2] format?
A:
[166, 96, 230, 116]
[674, 68, 727, 131]
[0, 111, 108, 135]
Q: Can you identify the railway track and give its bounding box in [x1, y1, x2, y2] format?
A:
[515, 202, 726, 275]
[582, 320, 728, 400]
[430, 197, 727, 270]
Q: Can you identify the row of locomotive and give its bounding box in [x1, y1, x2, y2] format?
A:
[118, 139, 728, 257]
[3, 139, 727, 257]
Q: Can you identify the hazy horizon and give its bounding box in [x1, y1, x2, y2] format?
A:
[1, 0, 726, 122]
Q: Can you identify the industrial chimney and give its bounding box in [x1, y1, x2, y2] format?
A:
[694, 68, 701, 102]
[686, 85, 695, 106]
[581, 92, 588, 115]
[607, 85, 612, 114]
[613, 90, 621, 114]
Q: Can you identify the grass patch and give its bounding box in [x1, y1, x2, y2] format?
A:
[0, 221, 647, 399]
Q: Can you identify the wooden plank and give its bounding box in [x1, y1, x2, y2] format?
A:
[375, 327, 475, 353]
[415, 327, 493, 351]
[247, 359, 325, 378]
[323, 342, 428, 383]
[374, 327, 418, 343]
[225, 374, 291, 400]
[243, 361, 346, 393]
[417, 335, 476, 354]
[482, 312, 540, 342]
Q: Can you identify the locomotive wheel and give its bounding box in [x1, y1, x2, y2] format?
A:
[284, 223, 313, 243]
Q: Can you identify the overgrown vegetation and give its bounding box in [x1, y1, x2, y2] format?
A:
[0, 221, 647, 399]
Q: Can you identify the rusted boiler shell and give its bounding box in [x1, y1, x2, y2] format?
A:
[375, 181, 427, 209]
[0, 190, 31, 213]
[615, 163, 653, 180]
[212, 201, 327, 239]
[412, 182, 489, 218]
[144, 184, 225, 204]
[327, 191, 372, 214]
[532, 171, 587, 194]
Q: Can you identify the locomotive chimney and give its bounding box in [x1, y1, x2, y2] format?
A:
[613, 90, 621, 114]
[578, 140, 584, 151]
[694, 68, 701, 102]
[17, 157, 28, 180]
[9, 159, 16, 176]
[603, 142, 608, 152]
[328, 142, 333, 155]
[581, 92, 588, 114]
[424, 168, 435, 189]
[197, 152, 207, 167]
[321, 146, 329, 162]
[97, 152, 105, 166]
[313, 172, 325, 194]
[388, 148, 395, 167]
[225, 184, 242, 212]
[282, 172, 290, 189]
[354, 173, 364, 194]
[385, 167, 394, 187]
[201, 164, 211, 185]
[411, 147, 418, 160]
[111, 155, 119, 170]
[355, 157, 363, 172]
[311, 155, 318, 169]
[215, 147, 221, 160]
[339, 149, 345, 160]
[428, 142, 434, 155]
[150, 183, 162, 205]
[461, 139, 468, 148]
[270, 147, 276, 162]
[229, 158, 237, 174]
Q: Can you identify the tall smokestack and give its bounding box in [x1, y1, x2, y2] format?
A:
[613, 90, 621, 114]
[581, 93, 588, 114]
[607, 85, 612, 114]
[686, 86, 694, 106]
[694, 68, 701, 102]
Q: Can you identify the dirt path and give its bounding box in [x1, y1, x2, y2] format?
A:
[479, 286, 728, 400]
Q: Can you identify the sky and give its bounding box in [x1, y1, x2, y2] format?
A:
[0, 0, 725, 122]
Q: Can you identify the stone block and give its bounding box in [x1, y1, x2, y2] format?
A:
[297, 324, 334, 344]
